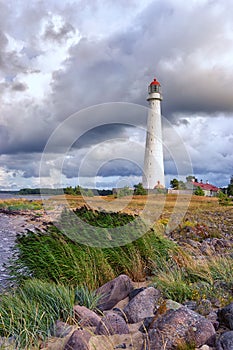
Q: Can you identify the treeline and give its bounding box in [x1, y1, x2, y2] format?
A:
[19, 188, 63, 195]
[18, 187, 113, 196]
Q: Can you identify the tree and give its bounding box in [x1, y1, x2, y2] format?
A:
[170, 178, 179, 189]
[186, 175, 195, 182]
[178, 181, 186, 190]
[227, 175, 233, 196]
[134, 183, 147, 195]
[64, 186, 75, 195]
[74, 186, 82, 195]
[194, 186, 205, 196]
[81, 188, 94, 197]
[170, 178, 187, 190]
[117, 186, 133, 197]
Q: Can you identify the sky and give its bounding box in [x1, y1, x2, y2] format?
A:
[0, 0, 233, 190]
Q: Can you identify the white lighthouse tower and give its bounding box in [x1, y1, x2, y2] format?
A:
[142, 77, 165, 189]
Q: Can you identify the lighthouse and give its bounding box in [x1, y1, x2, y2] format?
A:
[142, 77, 165, 189]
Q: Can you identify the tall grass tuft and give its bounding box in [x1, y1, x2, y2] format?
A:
[153, 250, 233, 304]
[7, 207, 178, 289]
[0, 279, 74, 348]
[74, 286, 102, 310]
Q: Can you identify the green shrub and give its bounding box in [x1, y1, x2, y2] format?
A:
[194, 186, 205, 196]
[218, 191, 232, 206]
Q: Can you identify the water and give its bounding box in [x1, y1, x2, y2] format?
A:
[0, 213, 27, 290]
[0, 193, 51, 200]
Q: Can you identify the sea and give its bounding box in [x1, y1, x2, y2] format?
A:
[0, 193, 51, 200]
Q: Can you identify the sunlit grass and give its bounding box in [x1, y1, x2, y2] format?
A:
[0, 199, 42, 211]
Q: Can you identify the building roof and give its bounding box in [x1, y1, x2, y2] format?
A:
[192, 182, 219, 192]
[150, 78, 161, 86]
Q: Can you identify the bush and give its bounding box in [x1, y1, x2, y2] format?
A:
[194, 186, 205, 196]
[134, 183, 147, 195]
[218, 191, 232, 206]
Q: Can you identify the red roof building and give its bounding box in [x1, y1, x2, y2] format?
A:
[192, 181, 220, 196]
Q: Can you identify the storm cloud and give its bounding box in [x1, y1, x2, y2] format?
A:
[0, 0, 232, 189]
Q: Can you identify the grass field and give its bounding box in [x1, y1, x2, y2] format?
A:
[1, 194, 232, 348]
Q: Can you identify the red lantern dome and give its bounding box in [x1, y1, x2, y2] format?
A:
[149, 78, 161, 86]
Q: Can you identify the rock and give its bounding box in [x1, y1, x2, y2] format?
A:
[145, 306, 216, 350]
[184, 300, 197, 310]
[74, 305, 101, 327]
[138, 298, 181, 333]
[123, 287, 161, 323]
[64, 329, 91, 350]
[112, 307, 127, 321]
[165, 299, 183, 311]
[196, 299, 212, 316]
[128, 287, 146, 301]
[199, 346, 211, 350]
[218, 303, 233, 330]
[216, 331, 233, 350]
[51, 320, 73, 338]
[95, 312, 129, 336]
[96, 275, 133, 311]
[206, 311, 219, 330]
[138, 317, 154, 333]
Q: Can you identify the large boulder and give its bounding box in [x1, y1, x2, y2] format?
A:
[64, 329, 91, 350]
[74, 305, 101, 327]
[123, 286, 161, 323]
[216, 331, 233, 350]
[95, 312, 129, 336]
[218, 303, 233, 330]
[144, 306, 216, 350]
[96, 275, 133, 311]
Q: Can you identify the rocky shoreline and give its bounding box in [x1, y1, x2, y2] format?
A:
[0, 205, 233, 349]
[42, 275, 233, 350]
[0, 209, 51, 291]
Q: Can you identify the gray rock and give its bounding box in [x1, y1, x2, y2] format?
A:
[207, 311, 219, 330]
[196, 299, 212, 316]
[165, 299, 183, 311]
[51, 320, 73, 338]
[128, 287, 146, 301]
[123, 286, 161, 323]
[95, 312, 129, 336]
[218, 303, 233, 330]
[96, 275, 133, 311]
[64, 329, 91, 350]
[216, 331, 233, 350]
[138, 317, 154, 333]
[74, 305, 101, 327]
[145, 306, 216, 350]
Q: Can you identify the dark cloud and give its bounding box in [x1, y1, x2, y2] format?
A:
[11, 81, 28, 91]
[97, 159, 142, 177]
[0, 0, 232, 188]
[43, 21, 75, 42]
